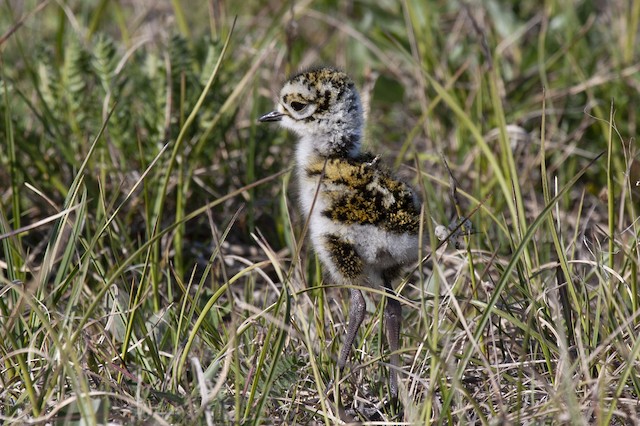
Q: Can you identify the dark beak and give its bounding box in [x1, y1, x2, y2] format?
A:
[258, 110, 284, 122]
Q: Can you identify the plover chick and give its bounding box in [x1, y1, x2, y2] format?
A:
[259, 66, 422, 402]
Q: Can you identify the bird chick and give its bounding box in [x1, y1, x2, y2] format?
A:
[259, 67, 422, 401]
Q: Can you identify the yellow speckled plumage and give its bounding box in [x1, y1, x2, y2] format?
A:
[324, 233, 363, 279]
[305, 157, 421, 233]
[259, 66, 422, 403]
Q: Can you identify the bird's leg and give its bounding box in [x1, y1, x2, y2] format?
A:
[338, 288, 366, 371]
[384, 282, 401, 401]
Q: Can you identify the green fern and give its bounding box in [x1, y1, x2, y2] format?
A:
[37, 59, 60, 119]
[168, 34, 193, 78]
[92, 34, 119, 95]
[270, 354, 305, 396]
[61, 37, 91, 128]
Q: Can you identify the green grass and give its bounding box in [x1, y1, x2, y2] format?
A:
[1, 0, 639, 424]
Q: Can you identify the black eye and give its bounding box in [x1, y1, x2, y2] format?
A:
[290, 101, 306, 112]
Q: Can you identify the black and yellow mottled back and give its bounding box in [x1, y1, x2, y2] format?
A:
[305, 157, 421, 234]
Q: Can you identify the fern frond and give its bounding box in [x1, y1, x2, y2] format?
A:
[92, 34, 119, 94]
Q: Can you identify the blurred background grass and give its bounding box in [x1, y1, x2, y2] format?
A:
[1, 0, 639, 424]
